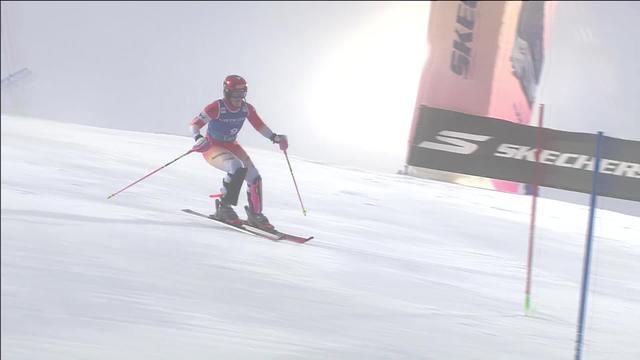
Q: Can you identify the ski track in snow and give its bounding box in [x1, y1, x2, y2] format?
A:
[2, 115, 639, 359]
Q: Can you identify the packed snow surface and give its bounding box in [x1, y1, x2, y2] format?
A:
[2, 115, 638, 359]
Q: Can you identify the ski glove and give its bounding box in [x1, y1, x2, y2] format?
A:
[270, 133, 288, 151]
[192, 134, 211, 153]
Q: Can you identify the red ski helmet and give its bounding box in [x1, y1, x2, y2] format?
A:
[223, 75, 248, 100]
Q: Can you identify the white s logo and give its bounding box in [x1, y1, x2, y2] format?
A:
[418, 131, 492, 154]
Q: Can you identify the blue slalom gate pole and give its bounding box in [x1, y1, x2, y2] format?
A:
[574, 131, 604, 360]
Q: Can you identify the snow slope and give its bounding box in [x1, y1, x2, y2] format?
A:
[1, 115, 639, 359]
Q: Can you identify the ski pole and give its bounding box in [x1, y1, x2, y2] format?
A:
[107, 149, 194, 199]
[283, 150, 307, 216]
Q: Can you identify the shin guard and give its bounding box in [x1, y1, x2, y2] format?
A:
[221, 167, 247, 206]
[247, 177, 263, 214]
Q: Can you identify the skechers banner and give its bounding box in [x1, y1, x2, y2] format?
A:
[407, 106, 640, 202]
[408, 1, 555, 194]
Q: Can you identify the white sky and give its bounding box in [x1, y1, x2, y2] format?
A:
[1, 1, 639, 173]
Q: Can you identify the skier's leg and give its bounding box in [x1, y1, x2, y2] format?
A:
[222, 142, 262, 212]
[202, 143, 248, 205]
[201, 143, 248, 223]
[224, 142, 274, 229]
[246, 176, 263, 214]
[244, 174, 273, 229]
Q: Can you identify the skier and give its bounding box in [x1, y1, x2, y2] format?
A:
[189, 75, 288, 230]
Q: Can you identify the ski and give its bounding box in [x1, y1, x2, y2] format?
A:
[182, 208, 270, 238]
[242, 206, 313, 244]
[182, 209, 313, 243]
[243, 223, 313, 244]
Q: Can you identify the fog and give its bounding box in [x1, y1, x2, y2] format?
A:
[1, 1, 639, 174]
[538, 1, 640, 141]
[0, 1, 429, 172]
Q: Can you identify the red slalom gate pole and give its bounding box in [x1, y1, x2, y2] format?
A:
[283, 150, 308, 216]
[107, 149, 194, 199]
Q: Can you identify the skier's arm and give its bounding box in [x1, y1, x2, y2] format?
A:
[247, 103, 288, 151]
[189, 101, 220, 152]
[246, 103, 275, 140]
[190, 101, 220, 138]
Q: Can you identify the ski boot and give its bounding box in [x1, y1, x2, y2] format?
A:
[213, 198, 242, 226]
[211, 167, 247, 226]
[245, 205, 275, 231]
